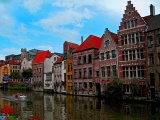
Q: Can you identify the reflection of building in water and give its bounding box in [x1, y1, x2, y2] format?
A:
[65, 96, 105, 120]
[32, 92, 44, 120]
[44, 94, 54, 120]
[53, 94, 66, 120]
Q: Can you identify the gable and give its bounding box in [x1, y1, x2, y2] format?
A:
[119, 1, 146, 31]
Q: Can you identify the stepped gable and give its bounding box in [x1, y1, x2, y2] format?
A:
[147, 14, 160, 31]
[119, 1, 146, 31]
[33, 50, 53, 64]
[73, 35, 102, 53]
[54, 57, 63, 64]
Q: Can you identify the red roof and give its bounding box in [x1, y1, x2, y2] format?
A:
[7, 60, 19, 65]
[73, 35, 102, 53]
[33, 50, 53, 64]
[54, 57, 63, 64]
[66, 42, 79, 49]
[143, 15, 153, 24]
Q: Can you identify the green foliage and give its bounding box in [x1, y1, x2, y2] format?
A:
[130, 79, 140, 97]
[22, 68, 32, 79]
[10, 72, 21, 79]
[104, 78, 124, 99]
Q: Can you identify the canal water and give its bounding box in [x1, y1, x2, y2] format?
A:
[0, 90, 160, 120]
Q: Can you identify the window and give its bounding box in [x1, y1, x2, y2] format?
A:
[79, 83, 82, 88]
[79, 69, 82, 78]
[67, 65, 71, 72]
[101, 53, 104, 60]
[88, 54, 92, 63]
[130, 66, 136, 78]
[128, 34, 131, 44]
[78, 56, 82, 64]
[157, 34, 160, 44]
[74, 69, 77, 79]
[106, 66, 110, 77]
[96, 71, 99, 77]
[148, 36, 153, 47]
[83, 68, 87, 78]
[88, 67, 92, 78]
[129, 49, 136, 60]
[123, 67, 129, 79]
[83, 55, 86, 64]
[124, 22, 127, 29]
[122, 51, 128, 61]
[101, 67, 105, 78]
[106, 51, 110, 59]
[137, 66, 144, 78]
[112, 65, 116, 76]
[84, 82, 87, 88]
[127, 21, 130, 28]
[112, 50, 116, 58]
[121, 36, 124, 45]
[148, 54, 154, 65]
[124, 35, 127, 45]
[68, 75, 70, 82]
[105, 40, 109, 46]
[46, 73, 52, 81]
[131, 34, 135, 44]
[89, 82, 93, 89]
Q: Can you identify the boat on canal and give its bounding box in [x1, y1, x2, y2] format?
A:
[12, 93, 27, 101]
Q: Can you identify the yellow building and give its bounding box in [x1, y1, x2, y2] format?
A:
[66, 60, 73, 94]
[0, 64, 10, 83]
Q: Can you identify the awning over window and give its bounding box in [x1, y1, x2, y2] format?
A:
[3, 77, 10, 81]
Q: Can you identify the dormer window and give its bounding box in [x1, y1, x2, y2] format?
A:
[105, 40, 109, 46]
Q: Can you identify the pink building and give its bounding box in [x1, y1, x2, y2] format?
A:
[72, 35, 103, 96]
[99, 28, 118, 93]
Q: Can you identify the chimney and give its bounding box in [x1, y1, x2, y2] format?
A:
[150, 4, 155, 16]
[81, 36, 83, 43]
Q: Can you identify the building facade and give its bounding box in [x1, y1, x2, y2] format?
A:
[32, 50, 53, 91]
[63, 41, 79, 94]
[72, 35, 102, 96]
[146, 12, 160, 99]
[118, 1, 152, 96]
[44, 53, 60, 91]
[54, 57, 63, 92]
[99, 28, 118, 93]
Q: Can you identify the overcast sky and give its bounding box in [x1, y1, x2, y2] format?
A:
[0, 0, 160, 60]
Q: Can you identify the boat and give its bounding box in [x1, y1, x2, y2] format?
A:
[13, 93, 27, 101]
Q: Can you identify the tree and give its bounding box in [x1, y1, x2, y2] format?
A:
[22, 68, 32, 79]
[130, 79, 140, 97]
[10, 72, 21, 79]
[104, 78, 124, 99]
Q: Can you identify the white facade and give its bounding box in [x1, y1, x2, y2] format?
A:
[44, 54, 60, 90]
[61, 60, 66, 92]
[21, 58, 32, 72]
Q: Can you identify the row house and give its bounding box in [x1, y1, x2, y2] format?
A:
[118, 1, 153, 96]
[64, 41, 79, 94]
[32, 50, 53, 91]
[99, 28, 118, 93]
[146, 11, 160, 99]
[6, 60, 21, 82]
[44, 53, 62, 92]
[0, 63, 10, 83]
[54, 57, 64, 92]
[72, 35, 103, 96]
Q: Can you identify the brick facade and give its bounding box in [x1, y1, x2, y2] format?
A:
[118, 1, 151, 96]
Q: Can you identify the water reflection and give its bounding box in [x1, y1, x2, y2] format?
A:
[1, 90, 160, 120]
